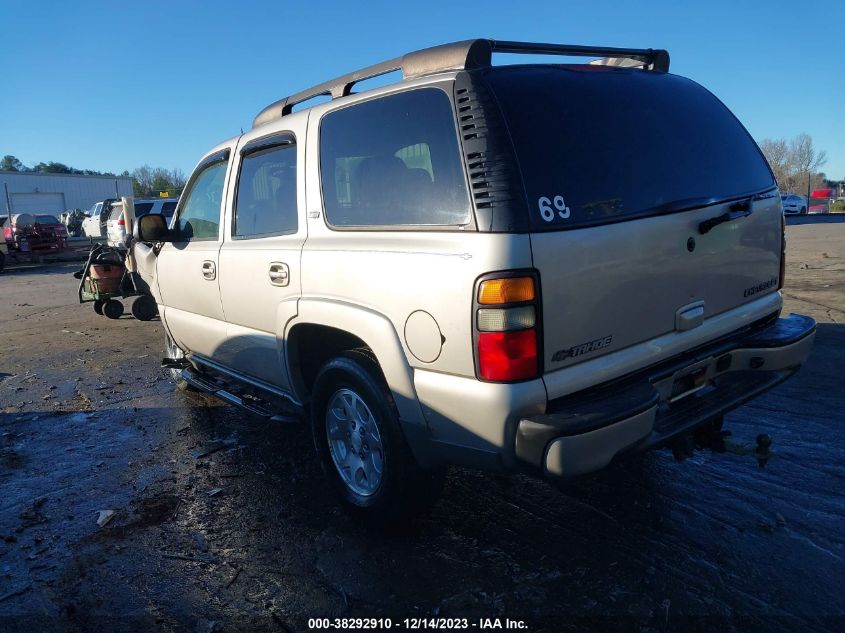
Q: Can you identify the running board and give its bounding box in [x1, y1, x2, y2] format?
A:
[181, 368, 300, 424]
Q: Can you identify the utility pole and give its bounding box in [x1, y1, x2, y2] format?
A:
[3, 182, 11, 226]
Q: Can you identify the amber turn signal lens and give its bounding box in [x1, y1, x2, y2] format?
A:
[478, 277, 535, 305]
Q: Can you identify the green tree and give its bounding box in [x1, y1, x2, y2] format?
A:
[1, 155, 25, 171]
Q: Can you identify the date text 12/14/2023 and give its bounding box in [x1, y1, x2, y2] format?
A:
[307, 617, 529, 630]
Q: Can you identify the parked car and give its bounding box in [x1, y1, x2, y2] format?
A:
[107, 198, 178, 248]
[81, 199, 120, 238]
[781, 194, 807, 215]
[60, 209, 89, 237]
[32, 214, 68, 250]
[134, 39, 815, 520]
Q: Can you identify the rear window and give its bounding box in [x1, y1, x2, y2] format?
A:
[485, 67, 775, 231]
[35, 215, 59, 223]
[319, 88, 471, 228]
[134, 203, 154, 216]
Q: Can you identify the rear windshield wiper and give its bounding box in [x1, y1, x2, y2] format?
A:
[698, 198, 753, 235]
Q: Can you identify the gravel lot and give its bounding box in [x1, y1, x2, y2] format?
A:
[1, 217, 843, 632]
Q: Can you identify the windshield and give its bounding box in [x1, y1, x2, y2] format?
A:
[484, 66, 775, 231]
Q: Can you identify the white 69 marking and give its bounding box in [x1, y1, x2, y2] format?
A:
[538, 195, 571, 222]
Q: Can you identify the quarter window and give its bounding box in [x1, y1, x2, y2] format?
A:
[175, 155, 228, 240]
[320, 88, 470, 228]
[235, 143, 297, 237]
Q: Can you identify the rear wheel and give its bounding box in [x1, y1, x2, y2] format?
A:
[103, 299, 123, 319]
[310, 350, 443, 522]
[0, 250, 5, 273]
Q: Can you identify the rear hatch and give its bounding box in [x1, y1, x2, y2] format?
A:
[484, 66, 781, 372]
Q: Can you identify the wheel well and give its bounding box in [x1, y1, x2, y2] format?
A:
[288, 324, 371, 400]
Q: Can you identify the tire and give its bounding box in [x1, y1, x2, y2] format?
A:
[800, 207, 807, 215]
[131, 295, 158, 321]
[103, 299, 123, 319]
[0, 250, 5, 274]
[165, 333, 196, 391]
[93, 300, 104, 315]
[310, 350, 443, 522]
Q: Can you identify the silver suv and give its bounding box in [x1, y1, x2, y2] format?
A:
[134, 39, 815, 520]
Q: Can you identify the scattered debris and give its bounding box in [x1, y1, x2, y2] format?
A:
[193, 533, 209, 553]
[161, 552, 216, 564]
[96, 510, 116, 528]
[19, 497, 48, 528]
[0, 584, 32, 603]
[192, 438, 238, 460]
[195, 620, 222, 633]
[225, 568, 242, 588]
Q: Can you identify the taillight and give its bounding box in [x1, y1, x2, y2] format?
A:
[474, 274, 540, 382]
[117, 218, 125, 226]
[778, 212, 785, 290]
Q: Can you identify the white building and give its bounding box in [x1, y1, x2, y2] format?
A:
[1, 171, 134, 215]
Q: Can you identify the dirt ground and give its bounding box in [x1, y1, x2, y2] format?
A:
[0, 217, 843, 632]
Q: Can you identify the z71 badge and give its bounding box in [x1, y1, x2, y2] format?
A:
[552, 335, 613, 362]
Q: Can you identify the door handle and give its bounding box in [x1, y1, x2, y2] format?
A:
[201, 260, 216, 280]
[268, 262, 289, 286]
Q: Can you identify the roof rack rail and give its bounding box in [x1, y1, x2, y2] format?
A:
[252, 39, 670, 128]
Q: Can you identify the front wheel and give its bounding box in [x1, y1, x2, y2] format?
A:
[310, 350, 443, 522]
[800, 206, 807, 215]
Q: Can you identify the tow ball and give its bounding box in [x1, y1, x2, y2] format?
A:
[671, 416, 774, 467]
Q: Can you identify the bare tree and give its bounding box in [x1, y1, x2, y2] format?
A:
[758, 133, 828, 195]
[759, 138, 789, 189]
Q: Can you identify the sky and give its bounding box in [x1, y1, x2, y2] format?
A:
[2, 0, 843, 180]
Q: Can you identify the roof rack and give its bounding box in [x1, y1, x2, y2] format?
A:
[252, 39, 670, 128]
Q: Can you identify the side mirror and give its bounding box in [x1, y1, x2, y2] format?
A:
[136, 214, 171, 242]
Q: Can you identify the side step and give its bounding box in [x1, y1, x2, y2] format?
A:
[181, 367, 300, 424]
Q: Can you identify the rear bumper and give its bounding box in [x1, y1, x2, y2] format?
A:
[516, 314, 816, 477]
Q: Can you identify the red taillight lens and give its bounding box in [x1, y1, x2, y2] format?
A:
[117, 218, 125, 226]
[478, 328, 538, 381]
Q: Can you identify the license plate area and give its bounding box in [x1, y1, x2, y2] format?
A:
[668, 358, 715, 403]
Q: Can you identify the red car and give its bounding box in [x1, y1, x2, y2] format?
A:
[32, 214, 69, 250]
[1, 213, 68, 253]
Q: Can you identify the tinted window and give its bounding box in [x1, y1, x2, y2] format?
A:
[485, 67, 775, 231]
[134, 203, 154, 216]
[235, 143, 297, 237]
[175, 157, 228, 240]
[161, 202, 177, 215]
[35, 215, 60, 223]
[320, 88, 470, 228]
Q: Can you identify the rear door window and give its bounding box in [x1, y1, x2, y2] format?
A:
[485, 67, 775, 231]
[234, 141, 297, 237]
[319, 88, 471, 229]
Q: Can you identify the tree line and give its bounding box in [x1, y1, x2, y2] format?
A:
[1, 154, 186, 198]
[758, 133, 832, 195]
